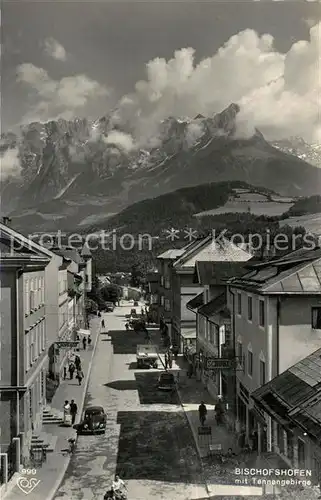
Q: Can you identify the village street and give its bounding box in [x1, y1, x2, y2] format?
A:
[54, 303, 209, 500]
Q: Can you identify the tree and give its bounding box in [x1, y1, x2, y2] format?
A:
[130, 264, 142, 287]
[87, 276, 105, 310]
[85, 298, 98, 315]
[101, 284, 119, 304]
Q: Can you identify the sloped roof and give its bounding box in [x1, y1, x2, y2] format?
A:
[0, 223, 57, 259]
[186, 292, 204, 311]
[252, 347, 321, 440]
[174, 236, 252, 269]
[229, 249, 321, 294]
[81, 242, 92, 257]
[52, 247, 84, 265]
[157, 248, 185, 259]
[194, 261, 250, 285]
[198, 293, 227, 318]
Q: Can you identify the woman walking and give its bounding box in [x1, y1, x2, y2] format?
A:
[76, 369, 84, 386]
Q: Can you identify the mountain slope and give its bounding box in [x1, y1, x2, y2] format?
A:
[2, 104, 321, 233]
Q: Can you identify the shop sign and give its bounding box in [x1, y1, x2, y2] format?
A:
[55, 341, 78, 349]
[206, 357, 244, 370]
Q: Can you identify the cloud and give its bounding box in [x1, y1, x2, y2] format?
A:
[115, 23, 321, 144]
[43, 37, 67, 61]
[16, 63, 109, 123]
[1, 148, 22, 181]
[104, 130, 136, 152]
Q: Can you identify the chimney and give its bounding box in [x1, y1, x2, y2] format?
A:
[2, 217, 12, 226]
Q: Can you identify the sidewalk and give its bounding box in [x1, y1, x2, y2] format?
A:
[4, 315, 101, 500]
[158, 354, 264, 497]
[158, 354, 238, 458]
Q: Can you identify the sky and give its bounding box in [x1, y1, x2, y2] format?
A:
[1, 0, 321, 143]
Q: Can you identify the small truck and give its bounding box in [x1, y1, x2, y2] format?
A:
[136, 344, 158, 369]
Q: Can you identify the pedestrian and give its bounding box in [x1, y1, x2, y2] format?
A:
[82, 336, 87, 350]
[70, 399, 78, 425]
[63, 366, 67, 380]
[63, 400, 71, 426]
[76, 369, 84, 385]
[88, 336, 92, 347]
[101, 319, 105, 329]
[75, 355, 81, 370]
[98, 311, 101, 317]
[168, 352, 173, 369]
[164, 352, 168, 370]
[69, 362, 75, 380]
[198, 401, 207, 426]
[187, 363, 193, 378]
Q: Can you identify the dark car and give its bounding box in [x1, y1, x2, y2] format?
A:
[157, 372, 176, 391]
[105, 302, 115, 312]
[74, 406, 107, 434]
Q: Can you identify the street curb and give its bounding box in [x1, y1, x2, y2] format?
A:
[157, 352, 211, 498]
[46, 318, 101, 500]
[176, 386, 211, 497]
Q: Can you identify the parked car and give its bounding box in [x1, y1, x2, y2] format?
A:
[105, 302, 115, 312]
[157, 372, 176, 391]
[133, 301, 139, 306]
[74, 406, 107, 434]
[136, 344, 158, 368]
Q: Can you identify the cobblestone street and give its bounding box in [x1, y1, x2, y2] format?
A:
[54, 304, 209, 500]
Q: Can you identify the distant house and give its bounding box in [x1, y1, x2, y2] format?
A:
[171, 235, 252, 353]
[156, 248, 185, 330]
[190, 261, 250, 410]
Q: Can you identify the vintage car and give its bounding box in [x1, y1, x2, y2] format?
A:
[74, 406, 107, 434]
[136, 344, 158, 368]
[157, 372, 176, 391]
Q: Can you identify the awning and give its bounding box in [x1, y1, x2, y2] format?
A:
[78, 329, 91, 336]
[180, 328, 196, 340]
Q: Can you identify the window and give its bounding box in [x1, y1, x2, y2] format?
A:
[25, 334, 30, 370]
[29, 339, 34, 365]
[312, 308, 321, 329]
[42, 321, 46, 350]
[248, 296, 253, 321]
[160, 276, 164, 287]
[25, 279, 30, 315]
[237, 341, 244, 370]
[248, 348, 253, 377]
[29, 290, 35, 311]
[164, 278, 170, 289]
[298, 439, 305, 468]
[237, 293, 242, 315]
[164, 299, 171, 312]
[259, 300, 265, 327]
[260, 359, 266, 386]
[160, 296, 164, 306]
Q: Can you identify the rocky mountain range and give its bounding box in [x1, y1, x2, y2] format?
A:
[1, 103, 321, 233]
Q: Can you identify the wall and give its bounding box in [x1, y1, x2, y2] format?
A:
[279, 295, 321, 373]
[44, 255, 62, 375]
[85, 257, 92, 291]
[181, 286, 203, 322]
[232, 287, 269, 395]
